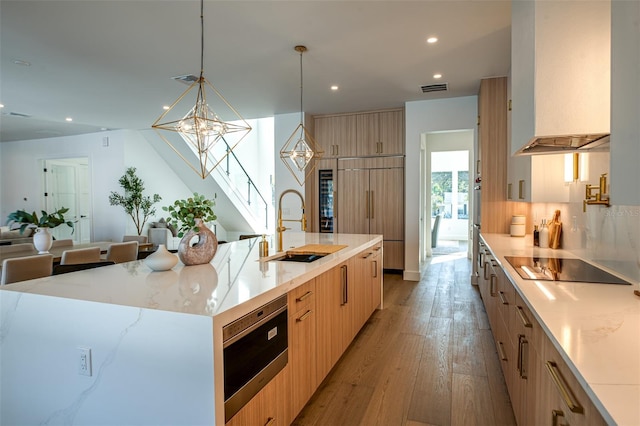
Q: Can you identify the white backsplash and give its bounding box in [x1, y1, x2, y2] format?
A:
[531, 194, 640, 283]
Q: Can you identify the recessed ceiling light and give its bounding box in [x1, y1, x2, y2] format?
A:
[13, 59, 31, 66]
[330, 85, 339, 91]
[162, 105, 170, 110]
[0, 104, 4, 108]
[433, 73, 442, 79]
[426, 37, 438, 44]
[65, 117, 73, 122]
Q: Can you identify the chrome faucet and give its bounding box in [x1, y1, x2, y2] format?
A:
[277, 189, 307, 252]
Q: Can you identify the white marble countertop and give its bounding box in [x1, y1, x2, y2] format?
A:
[481, 233, 640, 426]
[0, 232, 382, 325]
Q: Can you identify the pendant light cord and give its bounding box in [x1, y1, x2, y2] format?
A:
[299, 49, 304, 127]
[200, 0, 205, 78]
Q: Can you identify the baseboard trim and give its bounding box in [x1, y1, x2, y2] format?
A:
[403, 270, 420, 281]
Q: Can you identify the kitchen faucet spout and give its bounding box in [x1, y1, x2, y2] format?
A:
[277, 189, 307, 252]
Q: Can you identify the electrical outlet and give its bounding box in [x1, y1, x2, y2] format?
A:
[78, 347, 92, 376]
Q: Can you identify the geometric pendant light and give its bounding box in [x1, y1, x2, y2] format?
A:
[279, 45, 323, 186]
[152, 0, 251, 180]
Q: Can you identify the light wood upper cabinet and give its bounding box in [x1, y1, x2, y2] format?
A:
[314, 115, 357, 158]
[356, 110, 404, 156]
[610, 0, 640, 206]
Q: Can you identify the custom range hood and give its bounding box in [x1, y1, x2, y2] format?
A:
[512, 1, 611, 156]
[516, 133, 610, 155]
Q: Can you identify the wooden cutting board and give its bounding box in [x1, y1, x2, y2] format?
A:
[286, 244, 347, 255]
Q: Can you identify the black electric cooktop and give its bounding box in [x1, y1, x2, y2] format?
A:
[504, 256, 632, 285]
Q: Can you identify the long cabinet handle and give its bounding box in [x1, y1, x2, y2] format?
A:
[496, 340, 507, 361]
[545, 361, 584, 414]
[341, 265, 348, 305]
[552, 410, 566, 426]
[296, 310, 313, 322]
[296, 291, 313, 302]
[362, 252, 373, 259]
[507, 183, 513, 200]
[365, 191, 370, 219]
[516, 306, 533, 328]
[372, 260, 378, 278]
[264, 417, 276, 426]
[490, 274, 497, 297]
[518, 179, 525, 199]
[498, 290, 509, 305]
[370, 191, 374, 219]
[517, 334, 528, 379]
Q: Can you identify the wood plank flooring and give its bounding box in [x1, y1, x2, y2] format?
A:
[293, 252, 517, 426]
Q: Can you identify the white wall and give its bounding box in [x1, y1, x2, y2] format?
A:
[0, 291, 215, 425]
[405, 96, 478, 281]
[273, 113, 307, 249]
[1, 131, 125, 241]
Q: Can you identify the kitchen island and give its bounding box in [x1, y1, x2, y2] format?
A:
[0, 232, 382, 426]
[480, 233, 640, 426]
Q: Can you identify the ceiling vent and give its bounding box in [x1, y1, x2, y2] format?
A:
[1, 111, 31, 118]
[171, 74, 199, 85]
[421, 83, 448, 93]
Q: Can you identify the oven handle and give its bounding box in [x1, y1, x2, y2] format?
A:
[223, 305, 288, 348]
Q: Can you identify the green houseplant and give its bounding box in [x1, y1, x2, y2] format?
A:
[7, 207, 75, 234]
[163, 193, 217, 238]
[109, 167, 162, 235]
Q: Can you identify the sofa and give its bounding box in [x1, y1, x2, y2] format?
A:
[147, 218, 180, 250]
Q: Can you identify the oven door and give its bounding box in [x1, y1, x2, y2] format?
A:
[223, 297, 288, 421]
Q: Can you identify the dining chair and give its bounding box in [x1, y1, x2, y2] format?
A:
[0, 243, 36, 254]
[123, 235, 148, 244]
[51, 239, 74, 248]
[1, 254, 54, 285]
[60, 247, 101, 265]
[52, 261, 115, 275]
[106, 241, 138, 264]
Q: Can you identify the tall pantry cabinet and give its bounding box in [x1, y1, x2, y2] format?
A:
[311, 109, 405, 270]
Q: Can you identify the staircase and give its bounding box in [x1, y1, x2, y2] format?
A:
[142, 126, 273, 239]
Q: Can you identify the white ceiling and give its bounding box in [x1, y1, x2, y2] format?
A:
[0, 0, 511, 143]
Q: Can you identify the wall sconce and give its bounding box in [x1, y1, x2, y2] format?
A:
[564, 153, 589, 182]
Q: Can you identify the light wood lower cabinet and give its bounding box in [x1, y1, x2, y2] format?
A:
[228, 248, 383, 425]
[288, 279, 317, 420]
[225, 365, 291, 426]
[479, 239, 608, 426]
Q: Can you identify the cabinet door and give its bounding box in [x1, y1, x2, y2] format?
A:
[315, 262, 352, 381]
[314, 115, 357, 158]
[289, 280, 317, 419]
[356, 110, 404, 156]
[226, 365, 291, 426]
[378, 110, 404, 155]
[356, 113, 380, 156]
[337, 169, 370, 234]
[369, 167, 404, 240]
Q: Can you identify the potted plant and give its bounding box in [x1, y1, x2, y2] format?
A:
[163, 193, 217, 265]
[109, 167, 162, 236]
[6, 207, 75, 253]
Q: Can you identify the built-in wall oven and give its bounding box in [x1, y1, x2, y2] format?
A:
[223, 295, 288, 422]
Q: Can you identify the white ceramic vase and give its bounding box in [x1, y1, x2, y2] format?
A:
[144, 244, 178, 271]
[33, 227, 53, 253]
[177, 218, 218, 266]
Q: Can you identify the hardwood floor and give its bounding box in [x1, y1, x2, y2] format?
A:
[292, 252, 517, 426]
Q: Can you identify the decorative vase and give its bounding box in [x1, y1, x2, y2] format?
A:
[177, 218, 218, 266]
[33, 227, 53, 253]
[144, 244, 178, 271]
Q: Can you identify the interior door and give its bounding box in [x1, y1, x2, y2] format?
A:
[336, 168, 369, 234]
[44, 158, 91, 243]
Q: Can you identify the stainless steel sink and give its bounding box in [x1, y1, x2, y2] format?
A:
[277, 253, 326, 263]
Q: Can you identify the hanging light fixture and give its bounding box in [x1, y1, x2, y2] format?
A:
[152, 0, 251, 180]
[280, 45, 323, 186]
